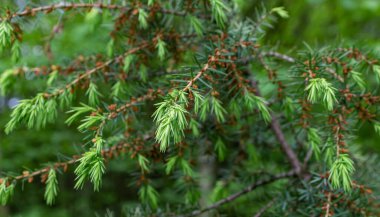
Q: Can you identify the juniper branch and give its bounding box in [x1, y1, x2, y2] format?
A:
[253, 197, 276, 217]
[259, 51, 344, 82]
[180, 170, 296, 217]
[1, 135, 152, 183]
[1, 2, 192, 22]
[182, 56, 216, 92]
[249, 77, 303, 175]
[96, 89, 162, 136]
[44, 42, 150, 98]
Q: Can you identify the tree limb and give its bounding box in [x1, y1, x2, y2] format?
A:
[260, 51, 344, 82]
[179, 170, 296, 217]
[250, 78, 302, 174]
[253, 197, 276, 217]
[0, 2, 189, 22]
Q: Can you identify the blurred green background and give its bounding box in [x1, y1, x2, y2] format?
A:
[0, 0, 379, 216]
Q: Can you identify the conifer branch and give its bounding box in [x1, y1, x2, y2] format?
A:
[261, 51, 296, 63]
[253, 198, 276, 217]
[250, 77, 302, 174]
[270, 114, 303, 174]
[240, 51, 344, 83]
[10, 159, 78, 182]
[259, 51, 344, 82]
[112, 89, 162, 116]
[182, 56, 216, 92]
[95, 89, 162, 136]
[44, 42, 150, 98]
[180, 170, 296, 217]
[0, 136, 151, 183]
[1, 2, 192, 22]
[9, 33, 198, 79]
[324, 192, 332, 217]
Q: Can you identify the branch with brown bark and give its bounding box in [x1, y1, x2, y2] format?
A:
[179, 170, 296, 217]
[249, 77, 303, 175]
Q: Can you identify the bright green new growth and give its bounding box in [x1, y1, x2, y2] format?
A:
[323, 138, 335, 167]
[123, 54, 135, 72]
[77, 113, 104, 132]
[210, 96, 227, 123]
[94, 136, 105, 153]
[227, 90, 271, 122]
[283, 96, 295, 119]
[243, 92, 272, 123]
[351, 71, 366, 91]
[198, 95, 228, 122]
[210, 0, 230, 29]
[65, 103, 96, 126]
[155, 38, 167, 61]
[373, 65, 380, 82]
[165, 156, 178, 174]
[139, 184, 159, 209]
[5, 94, 57, 134]
[139, 64, 148, 82]
[192, 90, 204, 114]
[74, 137, 105, 191]
[189, 15, 204, 36]
[270, 7, 290, 18]
[89, 157, 106, 191]
[329, 154, 355, 192]
[199, 96, 211, 121]
[66, 103, 104, 132]
[138, 154, 150, 172]
[138, 9, 149, 29]
[0, 20, 20, 62]
[85, 8, 102, 32]
[215, 137, 227, 161]
[165, 156, 195, 177]
[211, 181, 227, 203]
[44, 169, 59, 205]
[0, 21, 13, 49]
[374, 121, 380, 136]
[153, 90, 188, 152]
[86, 82, 102, 106]
[148, 0, 154, 6]
[47, 70, 59, 86]
[0, 180, 14, 205]
[307, 128, 321, 159]
[180, 158, 195, 177]
[0, 69, 15, 96]
[305, 78, 337, 111]
[111, 80, 125, 98]
[106, 39, 114, 57]
[74, 149, 106, 191]
[58, 88, 74, 109]
[11, 40, 20, 62]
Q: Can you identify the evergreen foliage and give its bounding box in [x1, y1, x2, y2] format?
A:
[0, 0, 379, 216]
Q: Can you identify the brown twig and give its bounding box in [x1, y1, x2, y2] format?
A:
[95, 89, 163, 136]
[1, 2, 190, 22]
[324, 192, 332, 217]
[261, 51, 296, 63]
[250, 77, 302, 175]
[1, 135, 152, 183]
[261, 51, 344, 82]
[43, 17, 64, 61]
[182, 56, 215, 92]
[253, 197, 276, 217]
[43, 42, 149, 98]
[179, 170, 296, 217]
